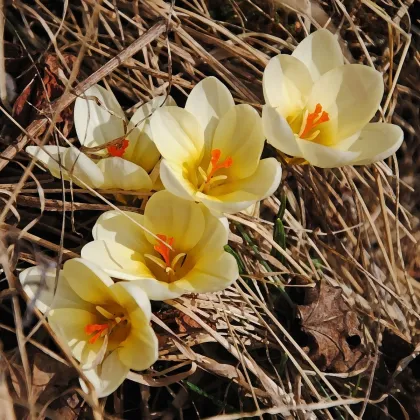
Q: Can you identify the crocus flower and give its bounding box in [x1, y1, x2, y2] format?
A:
[148, 77, 282, 214]
[262, 29, 403, 168]
[81, 190, 238, 300]
[26, 85, 175, 190]
[19, 258, 158, 398]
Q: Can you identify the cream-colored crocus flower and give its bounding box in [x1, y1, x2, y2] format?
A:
[149, 77, 282, 214]
[262, 29, 403, 168]
[81, 190, 238, 300]
[26, 85, 175, 190]
[19, 258, 158, 398]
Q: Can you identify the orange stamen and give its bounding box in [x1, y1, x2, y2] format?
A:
[300, 103, 330, 139]
[85, 323, 108, 344]
[107, 138, 129, 157]
[208, 149, 233, 179]
[154, 234, 174, 267]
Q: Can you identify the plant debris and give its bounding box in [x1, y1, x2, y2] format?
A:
[297, 281, 369, 373]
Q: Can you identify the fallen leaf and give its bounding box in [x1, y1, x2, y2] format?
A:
[154, 308, 216, 347]
[11, 53, 76, 138]
[5, 348, 81, 419]
[296, 281, 368, 373]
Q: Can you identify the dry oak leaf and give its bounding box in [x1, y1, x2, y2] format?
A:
[297, 281, 368, 373]
[12, 53, 76, 138]
[6, 348, 80, 419]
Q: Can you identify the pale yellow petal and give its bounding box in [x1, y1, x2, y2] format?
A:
[262, 106, 302, 157]
[62, 258, 115, 305]
[349, 123, 403, 165]
[263, 54, 313, 115]
[96, 157, 152, 191]
[19, 266, 91, 313]
[62, 148, 104, 188]
[109, 282, 158, 370]
[81, 240, 154, 281]
[48, 308, 104, 366]
[110, 282, 152, 322]
[296, 138, 360, 168]
[188, 205, 229, 258]
[150, 107, 204, 164]
[131, 278, 185, 300]
[292, 29, 344, 80]
[160, 160, 196, 201]
[211, 104, 265, 179]
[125, 96, 174, 171]
[185, 76, 234, 144]
[198, 158, 282, 213]
[80, 350, 129, 398]
[144, 190, 205, 252]
[117, 326, 158, 371]
[92, 211, 149, 254]
[74, 84, 125, 149]
[26, 145, 70, 180]
[176, 252, 238, 293]
[308, 64, 384, 141]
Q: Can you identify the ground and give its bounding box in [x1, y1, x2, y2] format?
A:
[0, 0, 419, 419]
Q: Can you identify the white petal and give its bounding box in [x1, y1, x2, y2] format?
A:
[262, 106, 302, 157]
[176, 252, 238, 294]
[81, 240, 153, 281]
[62, 148, 104, 188]
[144, 190, 205, 252]
[92, 211, 149, 254]
[185, 76, 234, 144]
[19, 265, 88, 313]
[26, 145, 70, 180]
[212, 104, 265, 179]
[292, 29, 344, 81]
[62, 258, 115, 304]
[197, 158, 282, 214]
[96, 157, 152, 191]
[308, 64, 384, 141]
[126, 96, 174, 172]
[74, 84, 125, 148]
[80, 350, 129, 398]
[6, 73, 17, 102]
[160, 159, 196, 201]
[296, 138, 360, 168]
[349, 123, 404, 165]
[150, 107, 204, 164]
[263, 54, 313, 115]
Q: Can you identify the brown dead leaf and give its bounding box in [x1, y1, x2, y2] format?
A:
[297, 281, 368, 373]
[11, 54, 76, 138]
[154, 308, 216, 347]
[5, 348, 80, 419]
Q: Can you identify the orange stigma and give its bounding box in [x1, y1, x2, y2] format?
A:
[208, 149, 233, 179]
[85, 323, 109, 344]
[154, 234, 174, 267]
[299, 103, 330, 139]
[107, 138, 129, 157]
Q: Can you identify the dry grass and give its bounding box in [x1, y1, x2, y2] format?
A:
[0, 0, 419, 419]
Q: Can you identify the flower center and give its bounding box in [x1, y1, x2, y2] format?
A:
[144, 234, 186, 281]
[107, 138, 129, 157]
[198, 149, 233, 193]
[85, 306, 127, 344]
[297, 103, 330, 141]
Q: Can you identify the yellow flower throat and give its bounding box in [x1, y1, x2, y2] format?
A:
[197, 149, 233, 193]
